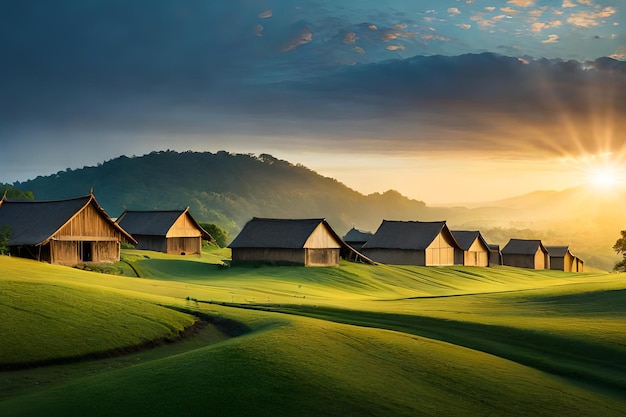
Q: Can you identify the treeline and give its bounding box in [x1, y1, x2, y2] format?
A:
[13, 150, 430, 238]
[0, 184, 34, 200]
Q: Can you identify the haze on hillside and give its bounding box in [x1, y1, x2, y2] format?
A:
[1, 1, 625, 203]
[10, 151, 623, 271]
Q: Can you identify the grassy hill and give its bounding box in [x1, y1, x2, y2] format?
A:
[1, 251, 626, 416]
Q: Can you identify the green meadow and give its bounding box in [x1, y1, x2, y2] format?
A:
[1, 249, 626, 416]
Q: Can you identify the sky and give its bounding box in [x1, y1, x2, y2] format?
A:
[1, 0, 625, 203]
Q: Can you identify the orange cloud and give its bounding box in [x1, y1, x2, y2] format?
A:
[567, 7, 617, 28]
[281, 28, 313, 52]
[386, 45, 405, 51]
[609, 47, 626, 60]
[500, 7, 520, 15]
[562, 0, 577, 7]
[343, 32, 357, 44]
[507, 0, 535, 7]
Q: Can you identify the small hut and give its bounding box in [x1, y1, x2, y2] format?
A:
[545, 246, 584, 272]
[502, 239, 550, 270]
[116, 208, 212, 256]
[361, 220, 461, 266]
[229, 218, 353, 266]
[343, 227, 374, 252]
[488, 244, 503, 266]
[450, 230, 490, 267]
[574, 257, 584, 272]
[0, 193, 136, 264]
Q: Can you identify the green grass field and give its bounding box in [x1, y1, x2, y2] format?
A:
[1, 249, 626, 416]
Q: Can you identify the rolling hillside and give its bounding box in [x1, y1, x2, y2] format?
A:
[1, 252, 626, 416]
[10, 150, 624, 270]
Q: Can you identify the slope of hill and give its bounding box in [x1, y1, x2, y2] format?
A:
[13, 150, 436, 235]
[2, 254, 626, 416]
[11, 150, 624, 270]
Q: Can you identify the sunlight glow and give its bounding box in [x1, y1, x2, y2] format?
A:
[589, 166, 619, 189]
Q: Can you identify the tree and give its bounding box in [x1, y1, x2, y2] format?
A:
[612, 230, 626, 271]
[0, 225, 11, 255]
[198, 222, 230, 248]
[0, 184, 34, 200]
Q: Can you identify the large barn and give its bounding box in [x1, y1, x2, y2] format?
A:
[361, 220, 461, 266]
[116, 208, 212, 256]
[502, 239, 550, 270]
[229, 217, 358, 267]
[0, 193, 136, 264]
[545, 246, 583, 272]
[450, 230, 490, 267]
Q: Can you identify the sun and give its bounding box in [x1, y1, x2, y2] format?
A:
[585, 154, 624, 191]
[589, 166, 619, 189]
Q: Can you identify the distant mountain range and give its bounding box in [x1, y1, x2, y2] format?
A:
[10, 150, 624, 270]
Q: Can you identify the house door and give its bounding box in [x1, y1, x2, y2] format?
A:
[81, 242, 93, 262]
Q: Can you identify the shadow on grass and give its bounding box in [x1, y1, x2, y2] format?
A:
[206, 301, 626, 400]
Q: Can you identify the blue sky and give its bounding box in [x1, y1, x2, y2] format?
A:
[1, 0, 624, 202]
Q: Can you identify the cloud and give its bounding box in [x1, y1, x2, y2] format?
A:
[507, 0, 535, 7]
[457, 24, 472, 30]
[448, 8, 462, 16]
[541, 34, 560, 43]
[500, 7, 520, 15]
[562, 0, 577, 7]
[609, 47, 626, 60]
[258, 10, 272, 19]
[531, 20, 562, 32]
[386, 45, 405, 51]
[344, 32, 357, 44]
[281, 27, 313, 52]
[567, 7, 617, 28]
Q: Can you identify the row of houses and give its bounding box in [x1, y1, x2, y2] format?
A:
[0, 193, 583, 272]
[228, 217, 583, 271]
[342, 221, 583, 272]
[0, 193, 213, 264]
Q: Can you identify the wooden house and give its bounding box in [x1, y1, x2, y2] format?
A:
[361, 220, 461, 266]
[116, 208, 212, 256]
[342, 227, 374, 252]
[228, 217, 364, 267]
[0, 193, 136, 264]
[545, 246, 583, 272]
[450, 231, 490, 267]
[501, 239, 550, 270]
[488, 244, 503, 266]
[574, 257, 584, 272]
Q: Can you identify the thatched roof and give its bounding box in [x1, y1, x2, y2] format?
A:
[116, 208, 212, 240]
[362, 220, 460, 250]
[343, 227, 373, 243]
[0, 194, 136, 246]
[502, 239, 548, 255]
[450, 230, 489, 251]
[229, 218, 336, 249]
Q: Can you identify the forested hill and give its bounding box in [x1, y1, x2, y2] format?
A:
[13, 151, 441, 236]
